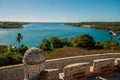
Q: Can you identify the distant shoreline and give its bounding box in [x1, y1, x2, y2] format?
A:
[0, 22, 29, 29]
[65, 22, 120, 31]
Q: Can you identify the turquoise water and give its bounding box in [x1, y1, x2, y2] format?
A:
[0, 23, 119, 47]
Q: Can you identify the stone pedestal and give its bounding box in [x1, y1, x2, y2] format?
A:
[23, 48, 46, 80]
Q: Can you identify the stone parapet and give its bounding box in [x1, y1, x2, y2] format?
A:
[0, 64, 24, 80]
[93, 58, 115, 73]
[45, 53, 120, 72]
[63, 62, 90, 80]
[42, 69, 59, 80]
[0, 53, 120, 80]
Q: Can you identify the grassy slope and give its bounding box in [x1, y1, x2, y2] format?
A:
[44, 47, 120, 59]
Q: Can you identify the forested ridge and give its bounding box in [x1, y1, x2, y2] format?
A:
[65, 22, 120, 31]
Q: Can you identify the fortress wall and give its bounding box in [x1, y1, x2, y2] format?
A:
[93, 58, 115, 73]
[45, 53, 120, 72]
[63, 62, 90, 80]
[0, 64, 24, 80]
[0, 53, 120, 80]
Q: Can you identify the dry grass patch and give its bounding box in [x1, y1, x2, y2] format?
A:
[44, 47, 120, 59]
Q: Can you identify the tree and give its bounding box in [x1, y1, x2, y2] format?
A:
[16, 33, 23, 47]
[60, 38, 71, 47]
[50, 36, 62, 48]
[18, 44, 28, 55]
[102, 40, 119, 49]
[95, 41, 103, 49]
[39, 38, 52, 51]
[71, 34, 95, 49]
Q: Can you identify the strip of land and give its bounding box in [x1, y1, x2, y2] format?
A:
[65, 22, 120, 31]
[0, 22, 28, 28]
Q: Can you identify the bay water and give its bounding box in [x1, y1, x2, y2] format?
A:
[0, 23, 119, 47]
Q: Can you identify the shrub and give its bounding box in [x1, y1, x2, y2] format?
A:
[60, 38, 71, 47]
[0, 45, 8, 53]
[50, 36, 62, 48]
[18, 44, 28, 55]
[39, 38, 52, 51]
[102, 40, 119, 49]
[71, 34, 95, 49]
[0, 52, 22, 67]
[95, 41, 103, 49]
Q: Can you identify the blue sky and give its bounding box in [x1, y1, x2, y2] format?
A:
[0, 0, 120, 22]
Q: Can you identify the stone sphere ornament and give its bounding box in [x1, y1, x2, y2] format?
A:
[23, 48, 45, 65]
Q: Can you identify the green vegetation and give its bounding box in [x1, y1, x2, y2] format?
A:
[0, 22, 28, 28]
[0, 45, 23, 67]
[0, 44, 28, 67]
[102, 40, 119, 49]
[16, 33, 23, 47]
[18, 44, 28, 55]
[0, 33, 28, 67]
[0, 34, 119, 67]
[39, 38, 52, 51]
[65, 22, 120, 31]
[39, 37, 71, 51]
[71, 34, 95, 49]
[39, 34, 119, 51]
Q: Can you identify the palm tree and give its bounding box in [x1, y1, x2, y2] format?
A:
[16, 32, 23, 47]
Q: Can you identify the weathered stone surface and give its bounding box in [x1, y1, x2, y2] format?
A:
[0, 53, 120, 80]
[0, 64, 24, 80]
[63, 62, 90, 80]
[116, 58, 120, 66]
[45, 53, 120, 72]
[93, 58, 115, 73]
[23, 48, 45, 65]
[23, 48, 46, 80]
[42, 69, 59, 80]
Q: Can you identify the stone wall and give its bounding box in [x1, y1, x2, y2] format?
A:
[93, 58, 115, 73]
[42, 69, 59, 80]
[0, 53, 120, 80]
[0, 64, 24, 80]
[45, 53, 120, 72]
[63, 62, 90, 80]
[116, 58, 120, 66]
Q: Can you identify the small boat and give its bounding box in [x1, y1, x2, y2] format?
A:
[109, 31, 117, 36]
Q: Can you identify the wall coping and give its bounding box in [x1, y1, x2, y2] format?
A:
[93, 58, 115, 62]
[64, 62, 90, 68]
[0, 64, 23, 70]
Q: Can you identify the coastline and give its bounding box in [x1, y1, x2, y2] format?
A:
[65, 22, 120, 31]
[0, 22, 29, 29]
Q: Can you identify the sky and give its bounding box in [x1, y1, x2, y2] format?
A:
[0, 0, 120, 22]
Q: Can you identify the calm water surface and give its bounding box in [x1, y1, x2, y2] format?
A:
[0, 23, 119, 47]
